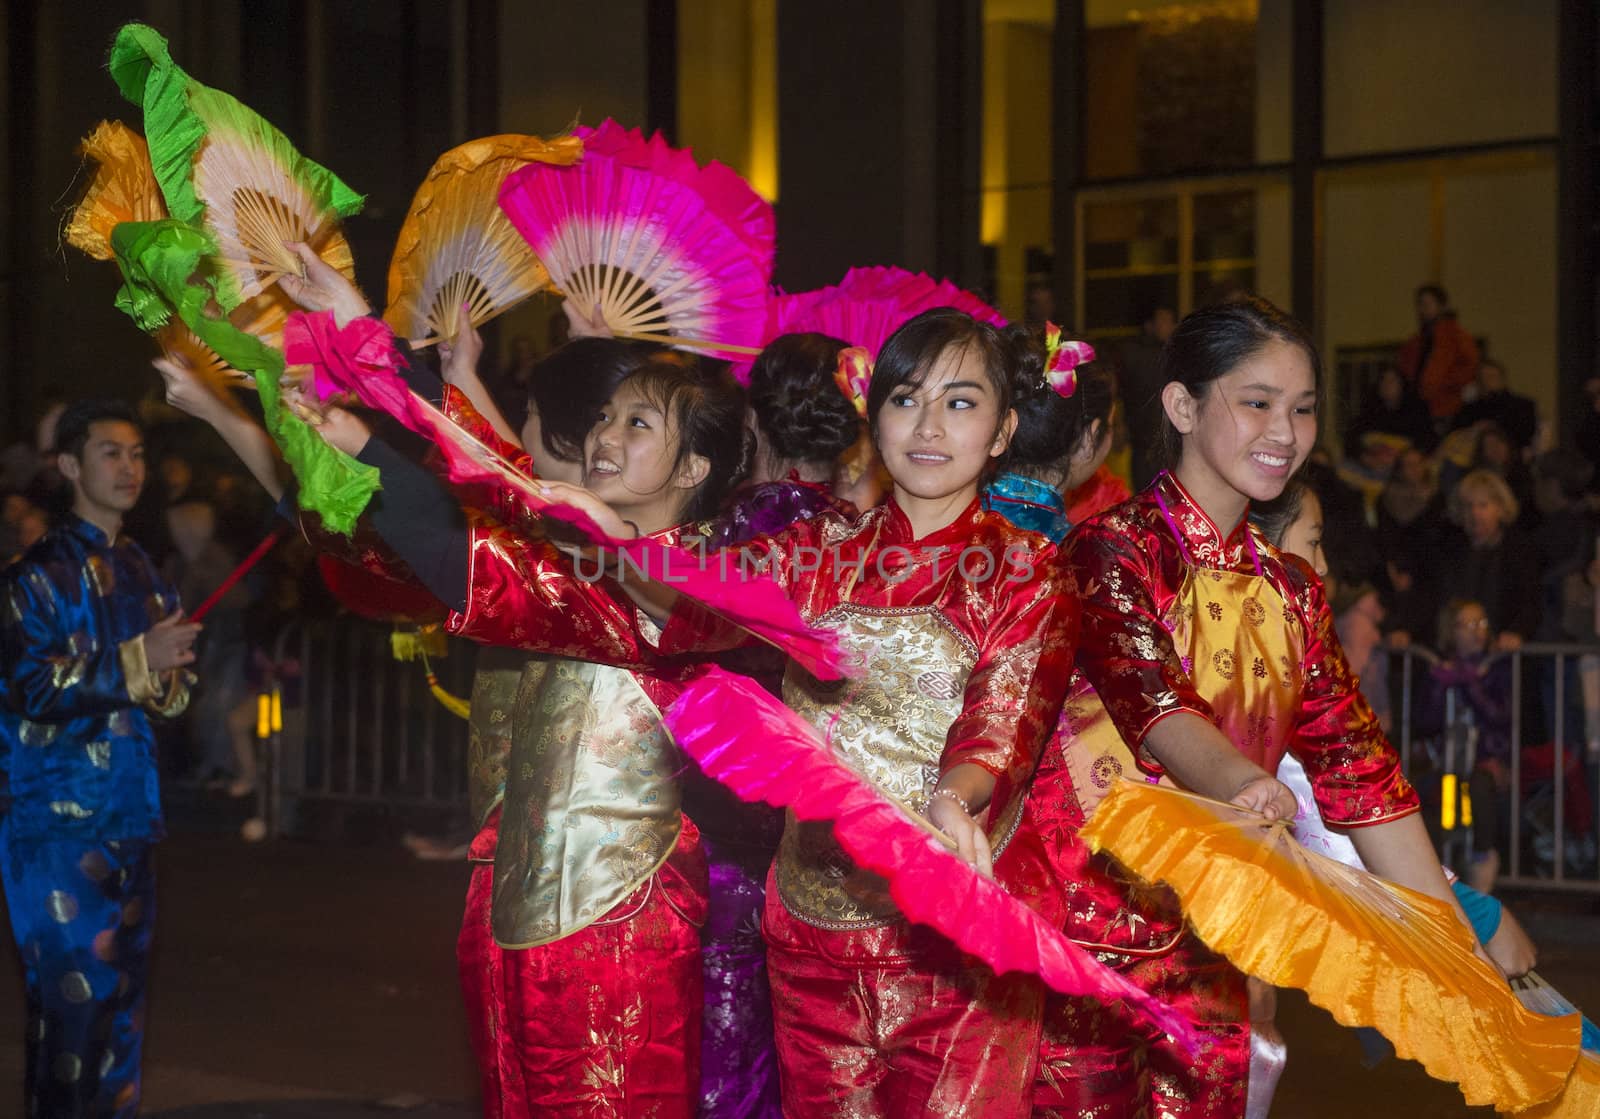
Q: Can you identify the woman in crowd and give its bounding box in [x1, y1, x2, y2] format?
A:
[1432, 468, 1542, 648]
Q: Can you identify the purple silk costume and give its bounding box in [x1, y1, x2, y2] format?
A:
[694, 477, 853, 1119]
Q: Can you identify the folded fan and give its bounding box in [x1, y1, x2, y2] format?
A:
[497, 118, 774, 362]
[1079, 780, 1580, 1112]
[385, 133, 583, 346]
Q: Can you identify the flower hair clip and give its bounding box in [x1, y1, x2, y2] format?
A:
[1042, 322, 1095, 398]
[834, 346, 872, 418]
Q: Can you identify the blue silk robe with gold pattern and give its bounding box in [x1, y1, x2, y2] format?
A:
[0, 515, 188, 1118]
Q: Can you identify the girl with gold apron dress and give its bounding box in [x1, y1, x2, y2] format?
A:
[1029, 299, 1468, 1119]
[655, 309, 1081, 1119]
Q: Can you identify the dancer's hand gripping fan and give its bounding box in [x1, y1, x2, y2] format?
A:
[496, 118, 774, 370]
[104, 23, 377, 533]
[1079, 780, 1583, 1113]
[385, 133, 584, 347]
[285, 310, 847, 681]
[659, 668, 1201, 1052]
[108, 23, 362, 312]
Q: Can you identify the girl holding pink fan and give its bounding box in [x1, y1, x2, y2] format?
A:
[571, 308, 1081, 1118]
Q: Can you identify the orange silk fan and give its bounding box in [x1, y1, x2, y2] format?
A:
[64, 121, 167, 261]
[1079, 781, 1581, 1113]
[66, 119, 292, 385]
[384, 133, 582, 346]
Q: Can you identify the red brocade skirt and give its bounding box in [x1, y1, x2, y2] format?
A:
[459, 811, 709, 1119]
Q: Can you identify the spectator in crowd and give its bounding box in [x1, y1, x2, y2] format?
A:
[1345, 364, 1437, 457]
[1415, 600, 1514, 894]
[1335, 582, 1393, 733]
[1532, 450, 1599, 639]
[1456, 359, 1538, 455]
[163, 500, 253, 790]
[1578, 379, 1600, 484]
[1396, 284, 1480, 424]
[1024, 280, 1056, 330]
[1472, 422, 1537, 530]
[2, 492, 50, 566]
[1375, 448, 1446, 645]
[1117, 301, 1177, 490]
[1336, 432, 1406, 525]
[1559, 547, 1600, 763]
[1302, 455, 1381, 589]
[1432, 469, 1542, 648]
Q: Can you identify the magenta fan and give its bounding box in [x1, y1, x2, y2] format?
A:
[497, 119, 775, 361]
[776, 266, 1007, 358]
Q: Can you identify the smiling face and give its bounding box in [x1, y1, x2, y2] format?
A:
[874, 342, 1016, 512]
[582, 378, 706, 532]
[1164, 338, 1318, 515]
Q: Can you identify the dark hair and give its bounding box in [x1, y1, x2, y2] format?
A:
[868, 307, 1018, 433]
[1416, 283, 1449, 306]
[1005, 325, 1116, 473]
[54, 399, 142, 458]
[623, 357, 754, 524]
[1158, 296, 1321, 469]
[1249, 478, 1309, 549]
[528, 338, 660, 462]
[747, 333, 861, 465]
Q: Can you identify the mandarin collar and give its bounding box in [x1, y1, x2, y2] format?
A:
[65, 514, 115, 549]
[878, 494, 985, 547]
[1155, 473, 1253, 564]
[988, 471, 1066, 513]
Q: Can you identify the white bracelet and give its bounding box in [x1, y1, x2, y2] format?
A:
[929, 787, 972, 816]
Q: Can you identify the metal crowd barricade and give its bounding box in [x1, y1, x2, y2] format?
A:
[1393, 641, 1600, 892]
[257, 616, 477, 837]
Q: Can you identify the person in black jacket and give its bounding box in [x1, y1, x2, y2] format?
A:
[1346, 364, 1437, 457]
[1431, 469, 1542, 649]
[1455, 359, 1538, 455]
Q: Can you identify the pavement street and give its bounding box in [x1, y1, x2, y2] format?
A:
[0, 828, 1594, 1117]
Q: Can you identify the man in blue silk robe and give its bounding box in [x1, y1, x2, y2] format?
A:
[0, 400, 200, 1118]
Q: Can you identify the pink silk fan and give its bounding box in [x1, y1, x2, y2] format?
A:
[776, 265, 1007, 358]
[497, 119, 775, 366]
[662, 667, 1200, 1052]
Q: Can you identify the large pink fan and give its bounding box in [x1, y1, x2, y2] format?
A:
[776, 265, 1007, 358]
[284, 310, 847, 681]
[497, 119, 774, 362]
[662, 666, 1200, 1050]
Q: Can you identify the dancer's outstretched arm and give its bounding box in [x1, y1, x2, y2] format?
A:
[437, 305, 519, 448]
[152, 357, 287, 502]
